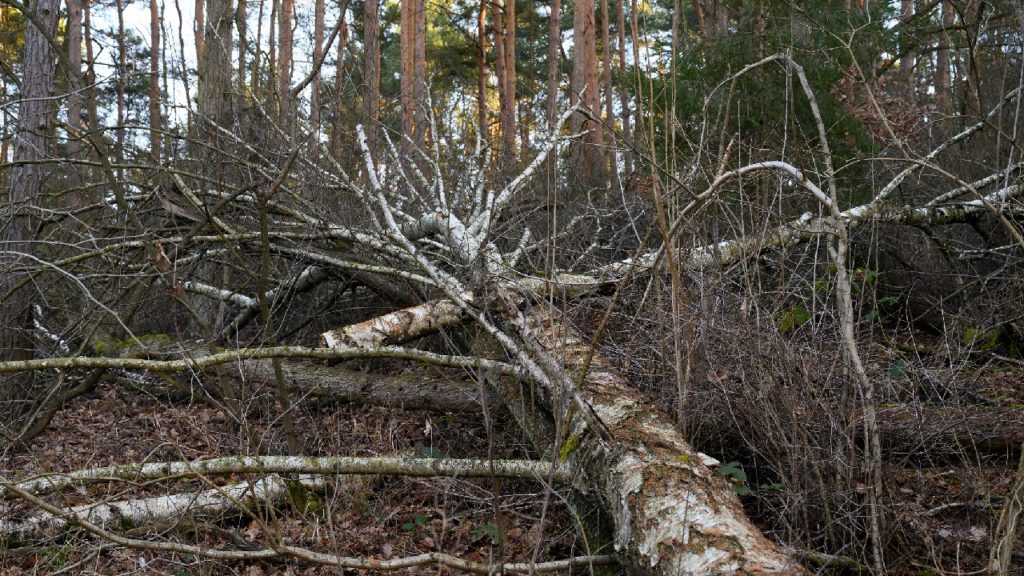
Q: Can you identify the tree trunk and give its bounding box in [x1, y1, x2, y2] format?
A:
[478, 0, 488, 143]
[320, 298, 806, 574]
[66, 0, 84, 158]
[197, 0, 235, 132]
[150, 0, 162, 161]
[1, 0, 60, 362]
[496, 0, 516, 169]
[936, 1, 953, 109]
[235, 0, 247, 90]
[570, 0, 604, 191]
[277, 0, 294, 123]
[413, 0, 426, 149]
[600, 0, 616, 186]
[362, 0, 380, 157]
[400, 0, 415, 151]
[331, 1, 349, 160]
[310, 0, 325, 139]
[617, 0, 631, 175]
[546, 0, 560, 131]
[195, 0, 205, 65]
[900, 0, 914, 93]
[84, 0, 98, 135]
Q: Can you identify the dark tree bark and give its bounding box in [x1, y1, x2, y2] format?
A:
[1, 0, 61, 362]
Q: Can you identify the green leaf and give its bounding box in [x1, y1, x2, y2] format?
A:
[733, 484, 752, 496]
[888, 361, 908, 380]
[776, 305, 811, 334]
[717, 461, 747, 482]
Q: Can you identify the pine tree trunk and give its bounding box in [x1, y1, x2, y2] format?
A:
[236, 0, 247, 89]
[900, 0, 914, 94]
[546, 0, 560, 130]
[195, 0, 205, 64]
[499, 0, 516, 168]
[197, 0, 235, 132]
[150, 0, 162, 161]
[477, 0, 488, 142]
[362, 0, 380, 158]
[617, 0, 631, 175]
[277, 0, 294, 123]
[2, 0, 60, 363]
[66, 0, 84, 158]
[310, 0, 325, 144]
[570, 0, 603, 191]
[413, 0, 426, 149]
[400, 0, 414, 151]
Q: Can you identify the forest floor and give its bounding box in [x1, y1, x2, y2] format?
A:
[1, 349, 1023, 574]
[0, 363, 584, 575]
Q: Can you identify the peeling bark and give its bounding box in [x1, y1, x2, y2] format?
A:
[515, 304, 805, 575]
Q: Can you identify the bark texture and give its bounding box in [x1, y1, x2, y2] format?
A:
[1, 0, 60, 361]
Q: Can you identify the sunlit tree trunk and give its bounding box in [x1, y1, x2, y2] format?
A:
[495, 0, 516, 169]
[570, 0, 603, 191]
[362, 0, 380, 157]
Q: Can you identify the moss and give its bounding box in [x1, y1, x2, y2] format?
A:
[559, 433, 581, 463]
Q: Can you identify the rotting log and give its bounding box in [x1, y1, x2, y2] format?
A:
[235, 360, 495, 412]
[875, 406, 1024, 460]
[321, 301, 807, 574]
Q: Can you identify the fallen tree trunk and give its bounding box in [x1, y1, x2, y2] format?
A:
[2, 455, 569, 498]
[237, 359, 495, 412]
[876, 406, 1024, 460]
[321, 300, 806, 574]
[0, 474, 325, 542]
[515, 303, 803, 575]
